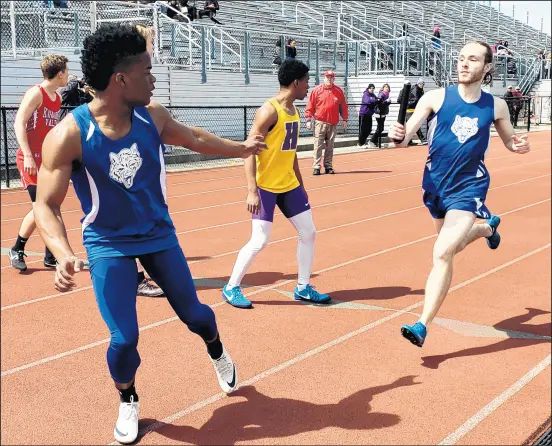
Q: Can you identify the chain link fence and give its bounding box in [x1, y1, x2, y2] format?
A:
[2, 96, 541, 188]
[1, 103, 369, 188]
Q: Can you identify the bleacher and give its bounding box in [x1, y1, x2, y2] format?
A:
[1, 0, 550, 187]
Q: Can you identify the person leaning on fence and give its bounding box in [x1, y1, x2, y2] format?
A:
[272, 39, 283, 73]
[370, 83, 392, 147]
[511, 86, 524, 128]
[397, 78, 426, 145]
[286, 39, 297, 60]
[305, 70, 349, 175]
[504, 85, 515, 124]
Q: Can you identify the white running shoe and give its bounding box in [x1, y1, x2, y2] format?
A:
[113, 395, 140, 444]
[210, 345, 238, 394]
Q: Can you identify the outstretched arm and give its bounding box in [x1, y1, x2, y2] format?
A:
[147, 101, 266, 158]
[34, 116, 84, 291]
[493, 96, 530, 154]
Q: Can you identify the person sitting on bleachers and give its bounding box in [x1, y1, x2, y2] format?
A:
[167, 0, 190, 21]
[198, 0, 222, 25]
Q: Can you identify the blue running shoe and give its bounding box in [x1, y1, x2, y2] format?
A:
[486, 215, 501, 250]
[294, 285, 331, 303]
[401, 321, 427, 347]
[222, 285, 252, 309]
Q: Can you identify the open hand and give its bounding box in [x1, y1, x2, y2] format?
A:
[54, 256, 85, 292]
[24, 155, 37, 176]
[246, 190, 261, 214]
[242, 134, 267, 158]
[511, 134, 530, 154]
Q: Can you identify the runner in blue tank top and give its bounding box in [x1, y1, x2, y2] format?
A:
[33, 24, 266, 444]
[388, 41, 530, 348]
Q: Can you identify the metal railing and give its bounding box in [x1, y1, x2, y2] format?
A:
[295, 2, 325, 37]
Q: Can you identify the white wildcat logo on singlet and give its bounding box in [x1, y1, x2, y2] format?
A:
[451, 115, 479, 144]
[109, 143, 143, 189]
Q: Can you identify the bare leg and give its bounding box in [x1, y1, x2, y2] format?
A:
[455, 221, 492, 255]
[419, 210, 476, 326]
[18, 208, 37, 239]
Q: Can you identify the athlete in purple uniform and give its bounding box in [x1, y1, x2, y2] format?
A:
[388, 41, 530, 347]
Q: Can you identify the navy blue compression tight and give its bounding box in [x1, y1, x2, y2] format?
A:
[89, 245, 218, 384]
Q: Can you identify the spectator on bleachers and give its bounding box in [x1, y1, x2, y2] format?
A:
[286, 39, 297, 60]
[398, 78, 426, 144]
[431, 26, 441, 50]
[198, 0, 221, 25]
[167, 0, 190, 21]
[358, 83, 377, 148]
[370, 83, 392, 147]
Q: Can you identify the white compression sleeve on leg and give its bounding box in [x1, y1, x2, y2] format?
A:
[227, 219, 272, 288]
[289, 210, 316, 286]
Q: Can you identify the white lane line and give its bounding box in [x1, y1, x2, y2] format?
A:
[112, 244, 552, 444]
[438, 354, 552, 445]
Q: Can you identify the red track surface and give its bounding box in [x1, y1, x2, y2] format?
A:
[1, 133, 551, 445]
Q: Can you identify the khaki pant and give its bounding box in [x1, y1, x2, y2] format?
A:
[312, 121, 337, 169]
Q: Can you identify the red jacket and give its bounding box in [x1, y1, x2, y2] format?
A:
[305, 84, 349, 126]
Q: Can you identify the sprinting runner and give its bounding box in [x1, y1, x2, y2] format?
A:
[388, 41, 531, 347]
[34, 24, 265, 444]
[222, 60, 331, 309]
[9, 54, 69, 271]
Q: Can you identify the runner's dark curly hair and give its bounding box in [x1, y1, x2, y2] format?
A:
[81, 24, 147, 91]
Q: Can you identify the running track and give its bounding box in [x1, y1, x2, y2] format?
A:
[1, 132, 551, 445]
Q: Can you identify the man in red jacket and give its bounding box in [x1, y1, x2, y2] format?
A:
[305, 70, 349, 175]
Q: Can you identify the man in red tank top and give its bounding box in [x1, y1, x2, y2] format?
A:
[9, 54, 69, 272]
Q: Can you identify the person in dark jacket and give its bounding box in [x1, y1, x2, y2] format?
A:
[286, 39, 297, 60]
[358, 83, 377, 147]
[503, 85, 515, 124]
[370, 83, 392, 146]
[398, 78, 426, 144]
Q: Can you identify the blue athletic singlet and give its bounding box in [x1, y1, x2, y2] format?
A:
[423, 86, 495, 199]
[70, 105, 178, 261]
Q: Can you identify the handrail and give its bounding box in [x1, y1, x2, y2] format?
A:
[463, 29, 488, 43]
[518, 57, 541, 94]
[295, 2, 325, 37]
[442, 1, 464, 19]
[398, 1, 424, 23]
[339, 1, 365, 22]
[208, 27, 243, 71]
[337, 15, 373, 42]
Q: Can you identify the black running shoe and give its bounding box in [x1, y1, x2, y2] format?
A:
[44, 257, 58, 268]
[9, 248, 27, 272]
